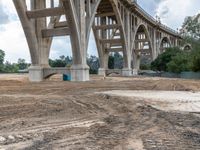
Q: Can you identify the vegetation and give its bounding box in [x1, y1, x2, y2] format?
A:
[17, 58, 29, 70]
[49, 55, 72, 68]
[151, 37, 200, 73]
[0, 49, 124, 74]
[140, 64, 151, 70]
[87, 55, 99, 74]
[151, 47, 181, 72]
[182, 14, 200, 39]
[191, 49, 200, 72]
[108, 52, 123, 69]
[3, 61, 19, 73]
[0, 49, 5, 72]
[167, 52, 191, 73]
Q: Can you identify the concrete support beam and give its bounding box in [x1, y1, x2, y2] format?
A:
[54, 21, 68, 28]
[106, 48, 123, 52]
[42, 27, 70, 38]
[95, 12, 115, 17]
[94, 24, 121, 30]
[27, 7, 64, 19]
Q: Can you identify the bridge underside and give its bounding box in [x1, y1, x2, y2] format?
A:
[13, 0, 182, 82]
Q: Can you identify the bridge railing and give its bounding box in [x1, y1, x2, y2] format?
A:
[130, 1, 180, 36]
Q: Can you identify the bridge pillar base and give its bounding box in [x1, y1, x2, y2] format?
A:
[71, 65, 90, 81]
[29, 66, 44, 82]
[132, 69, 139, 76]
[122, 68, 132, 76]
[98, 68, 106, 76]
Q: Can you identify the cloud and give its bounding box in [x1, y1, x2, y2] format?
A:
[138, 0, 200, 29]
[137, 0, 158, 16]
[0, 20, 30, 63]
[0, 1, 9, 25]
[155, 0, 200, 29]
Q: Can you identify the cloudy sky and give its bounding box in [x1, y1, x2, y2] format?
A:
[0, 0, 199, 63]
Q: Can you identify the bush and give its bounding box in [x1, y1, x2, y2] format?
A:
[151, 47, 181, 71]
[167, 52, 191, 73]
[151, 37, 200, 73]
[191, 49, 200, 72]
[140, 64, 151, 70]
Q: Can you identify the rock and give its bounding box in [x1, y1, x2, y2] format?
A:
[8, 135, 15, 141]
[0, 136, 6, 142]
[16, 134, 23, 139]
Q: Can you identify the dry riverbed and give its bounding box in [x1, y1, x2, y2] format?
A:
[0, 74, 200, 150]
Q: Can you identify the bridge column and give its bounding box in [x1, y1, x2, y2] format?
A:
[122, 10, 132, 76]
[132, 52, 140, 75]
[13, 0, 51, 82]
[97, 17, 108, 76]
[98, 53, 109, 76]
[152, 29, 158, 60]
[63, 0, 89, 81]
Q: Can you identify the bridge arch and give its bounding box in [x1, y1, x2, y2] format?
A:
[159, 36, 171, 53]
[132, 23, 153, 70]
[89, 0, 130, 75]
[13, 0, 183, 81]
[183, 44, 192, 51]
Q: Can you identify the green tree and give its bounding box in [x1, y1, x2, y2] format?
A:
[3, 61, 18, 73]
[17, 58, 29, 70]
[0, 49, 5, 72]
[151, 47, 181, 71]
[114, 52, 123, 69]
[49, 56, 69, 67]
[183, 37, 200, 72]
[167, 52, 191, 73]
[87, 55, 99, 74]
[182, 15, 200, 39]
[108, 55, 115, 69]
[191, 49, 200, 72]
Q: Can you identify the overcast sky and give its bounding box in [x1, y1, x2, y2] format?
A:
[0, 0, 199, 63]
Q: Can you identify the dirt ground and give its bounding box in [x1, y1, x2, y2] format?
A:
[0, 74, 200, 150]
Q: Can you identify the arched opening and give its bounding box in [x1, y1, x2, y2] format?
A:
[108, 52, 124, 69]
[133, 24, 153, 71]
[45, 74, 71, 81]
[87, 30, 100, 75]
[47, 14, 73, 81]
[90, 0, 127, 76]
[160, 37, 171, 53]
[183, 44, 192, 52]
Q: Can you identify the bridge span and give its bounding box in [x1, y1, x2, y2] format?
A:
[13, 0, 182, 81]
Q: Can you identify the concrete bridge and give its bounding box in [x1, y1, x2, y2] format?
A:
[13, 0, 182, 82]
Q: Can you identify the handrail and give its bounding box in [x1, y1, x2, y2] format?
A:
[124, 0, 181, 37]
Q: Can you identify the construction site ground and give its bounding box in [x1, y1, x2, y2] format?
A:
[0, 74, 200, 150]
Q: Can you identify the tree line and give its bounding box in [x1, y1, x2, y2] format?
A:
[0, 49, 123, 74]
[0, 50, 30, 73]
